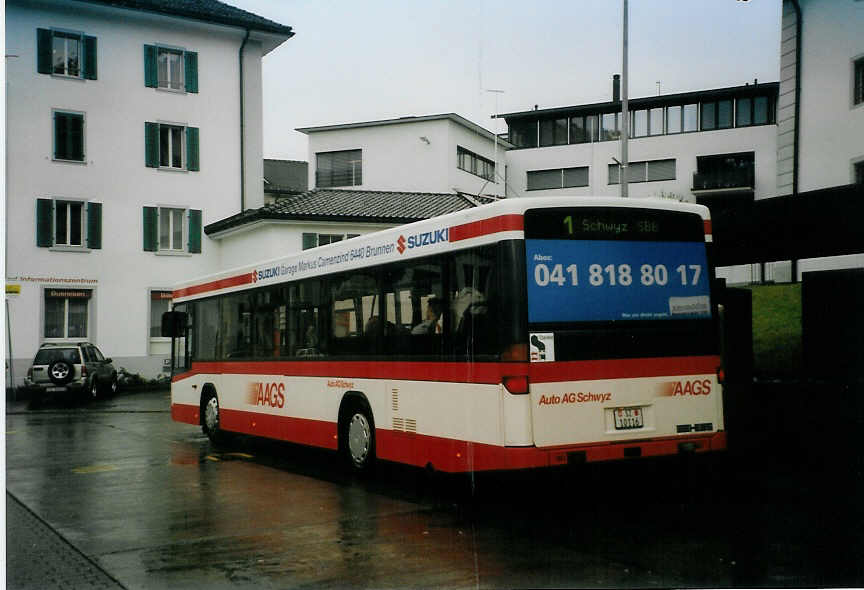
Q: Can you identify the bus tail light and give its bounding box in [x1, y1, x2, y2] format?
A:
[503, 375, 529, 394]
[501, 343, 528, 362]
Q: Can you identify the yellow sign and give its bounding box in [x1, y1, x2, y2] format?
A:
[5, 284, 21, 294]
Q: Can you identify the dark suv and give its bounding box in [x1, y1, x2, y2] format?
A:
[23, 343, 118, 401]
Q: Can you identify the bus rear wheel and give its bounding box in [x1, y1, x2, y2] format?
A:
[341, 403, 375, 473]
[202, 392, 224, 444]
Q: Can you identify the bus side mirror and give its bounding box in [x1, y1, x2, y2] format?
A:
[161, 311, 189, 337]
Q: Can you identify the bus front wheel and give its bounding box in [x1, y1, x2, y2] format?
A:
[202, 391, 224, 444]
[340, 402, 376, 473]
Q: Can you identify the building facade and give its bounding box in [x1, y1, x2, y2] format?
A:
[499, 81, 779, 207]
[297, 114, 511, 198]
[5, 0, 292, 385]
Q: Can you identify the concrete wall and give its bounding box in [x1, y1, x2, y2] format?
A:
[5, 0, 276, 383]
[796, 0, 864, 192]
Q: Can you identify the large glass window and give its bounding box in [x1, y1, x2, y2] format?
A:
[666, 105, 682, 134]
[609, 159, 676, 184]
[330, 272, 379, 356]
[44, 289, 90, 339]
[632, 110, 648, 137]
[600, 112, 620, 141]
[539, 117, 568, 146]
[683, 103, 698, 132]
[508, 119, 537, 148]
[316, 149, 362, 188]
[701, 102, 715, 130]
[150, 291, 172, 338]
[569, 115, 597, 144]
[648, 108, 663, 136]
[736, 97, 752, 127]
[159, 124, 184, 168]
[221, 293, 252, 359]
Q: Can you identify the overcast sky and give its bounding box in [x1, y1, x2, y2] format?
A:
[228, 0, 782, 161]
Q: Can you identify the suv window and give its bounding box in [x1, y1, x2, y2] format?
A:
[91, 346, 105, 361]
[33, 348, 81, 365]
[81, 346, 94, 362]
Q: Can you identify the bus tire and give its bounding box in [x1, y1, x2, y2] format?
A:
[201, 390, 225, 444]
[340, 400, 376, 473]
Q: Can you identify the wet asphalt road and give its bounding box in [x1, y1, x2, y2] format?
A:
[6, 388, 864, 589]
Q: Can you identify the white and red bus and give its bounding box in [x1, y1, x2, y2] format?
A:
[165, 197, 726, 473]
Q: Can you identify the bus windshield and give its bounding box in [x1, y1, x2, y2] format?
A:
[524, 207, 716, 360]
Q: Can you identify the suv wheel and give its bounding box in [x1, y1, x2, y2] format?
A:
[48, 360, 74, 385]
[89, 377, 99, 399]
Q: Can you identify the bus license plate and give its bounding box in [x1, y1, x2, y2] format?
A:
[613, 407, 643, 430]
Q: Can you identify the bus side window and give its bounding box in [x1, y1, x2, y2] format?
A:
[289, 279, 326, 358]
[450, 246, 497, 359]
[383, 258, 445, 357]
[330, 272, 379, 356]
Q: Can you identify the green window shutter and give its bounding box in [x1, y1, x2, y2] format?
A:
[186, 127, 199, 171]
[37, 29, 52, 74]
[83, 36, 98, 80]
[302, 233, 317, 250]
[143, 45, 157, 87]
[145, 122, 160, 167]
[86, 202, 102, 249]
[36, 199, 54, 247]
[143, 207, 158, 251]
[188, 209, 202, 253]
[184, 51, 198, 93]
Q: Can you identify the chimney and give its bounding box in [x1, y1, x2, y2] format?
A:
[613, 74, 621, 102]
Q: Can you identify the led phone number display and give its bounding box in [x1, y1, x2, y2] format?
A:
[533, 262, 702, 288]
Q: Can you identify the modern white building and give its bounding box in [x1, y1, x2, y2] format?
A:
[296, 114, 511, 198]
[498, 79, 779, 208]
[5, 0, 293, 385]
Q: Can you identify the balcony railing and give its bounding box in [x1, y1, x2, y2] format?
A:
[692, 167, 754, 192]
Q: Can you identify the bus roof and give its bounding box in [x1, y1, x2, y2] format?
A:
[172, 197, 711, 302]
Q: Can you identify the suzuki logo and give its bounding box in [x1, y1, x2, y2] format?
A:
[251, 270, 258, 283]
[397, 235, 406, 254]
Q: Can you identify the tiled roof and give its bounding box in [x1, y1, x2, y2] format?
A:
[206, 189, 499, 235]
[78, 0, 294, 37]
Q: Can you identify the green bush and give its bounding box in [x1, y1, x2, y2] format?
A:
[746, 283, 802, 379]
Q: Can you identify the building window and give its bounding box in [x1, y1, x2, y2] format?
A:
[457, 146, 495, 181]
[683, 103, 698, 132]
[145, 123, 199, 171]
[302, 232, 360, 250]
[736, 96, 772, 127]
[854, 57, 864, 106]
[37, 29, 97, 80]
[142, 207, 202, 253]
[648, 108, 663, 136]
[508, 119, 537, 148]
[35, 198, 101, 249]
[144, 45, 198, 93]
[569, 115, 598, 144]
[609, 159, 676, 184]
[158, 48, 184, 90]
[694, 152, 755, 191]
[633, 109, 648, 137]
[44, 288, 91, 339]
[150, 291, 173, 338]
[316, 149, 362, 188]
[53, 111, 85, 162]
[527, 166, 589, 190]
[701, 99, 732, 131]
[539, 117, 568, 146]
[600, 112, 620, 141]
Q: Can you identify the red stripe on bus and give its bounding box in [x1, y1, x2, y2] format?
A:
[449, 214, 524, 242]
[171, 400, 725, 472]
[703, 220, 712, 235]
[528, 356, 721, 383]
[172, 356, 719, 385]
[173, 272, 255, 299]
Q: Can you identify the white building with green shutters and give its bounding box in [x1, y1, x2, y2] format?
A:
[5, 0, 293, 386]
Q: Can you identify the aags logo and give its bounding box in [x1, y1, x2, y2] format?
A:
[658, 379, 712, 396]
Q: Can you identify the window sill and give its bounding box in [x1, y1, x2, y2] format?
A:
[157, 166, 189, 173]
[52, 158, 87, 165]
[49, 246, 92, 253]
[50, 73, 86, 82]
[155, 250, 192, 257]
[156, 86, 187, 94]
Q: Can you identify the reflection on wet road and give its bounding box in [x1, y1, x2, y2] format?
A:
[6, 390, 863, 588]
